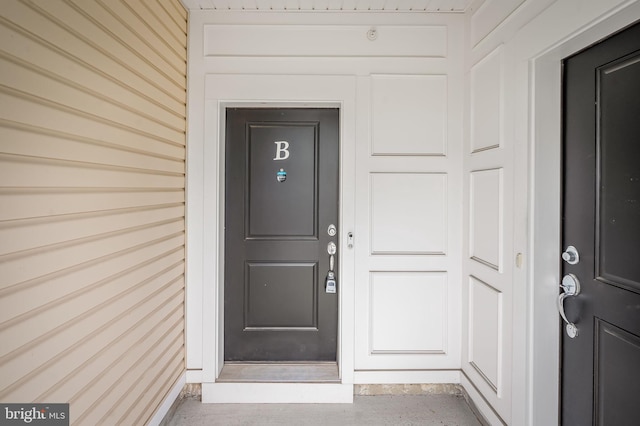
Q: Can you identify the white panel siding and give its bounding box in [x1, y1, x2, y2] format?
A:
[463, 45, 513, 424]
[190, 14, 464, 388]
[204, 25, 447, 57]
[465, 2, 638, 424]
[370, 173, 447, 255]
[370, 272, 447, 353]
[468, 275, 502, 392]
[470, 45, 503, 153]
[469, 168, 502, 270]
[371, 75, 448, 156]
[0, 1, 187, 425]
[353, 18, 464, 373]
[462, 1, 523, 423]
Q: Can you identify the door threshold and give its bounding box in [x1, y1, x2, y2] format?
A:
[217, 362, 340, 383]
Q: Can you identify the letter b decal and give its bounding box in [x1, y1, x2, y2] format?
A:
[273, 141, 290, 160]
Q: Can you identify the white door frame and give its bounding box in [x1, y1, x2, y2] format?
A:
[528, 4, 640, 424]
[198, 74, 357, 402]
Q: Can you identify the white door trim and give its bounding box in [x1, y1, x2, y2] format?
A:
[197, 74, 356, 402]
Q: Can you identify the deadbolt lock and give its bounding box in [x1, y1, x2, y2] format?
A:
[562, 246, 580, 265]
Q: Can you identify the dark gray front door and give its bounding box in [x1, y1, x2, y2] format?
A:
[224, 108, 339, 362]
[562, 21, 640, 425]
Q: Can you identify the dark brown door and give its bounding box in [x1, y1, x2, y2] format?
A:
[562, 21, 640, 425]
[224, 108, 339, 362]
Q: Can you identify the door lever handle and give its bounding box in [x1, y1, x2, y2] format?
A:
[558, 274, 580, 338]
[326, 242, 337, 294]
[327, 241, 336, 273]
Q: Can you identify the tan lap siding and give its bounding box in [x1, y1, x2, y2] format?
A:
[0, 0, 187, 424]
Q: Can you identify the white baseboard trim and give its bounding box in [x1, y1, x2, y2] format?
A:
[186, 369, 203, 383]
[202, 382, 354, 403]
[148, 371, 186, 426]
[354, 370, 461, 384]
[460, 373, 506, 426]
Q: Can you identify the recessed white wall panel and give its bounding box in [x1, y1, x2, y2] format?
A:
[371, 173, 447, 255]
[469, 168, 502, 269]
[205, 25, 447, 58]
[371, 272, 446, 353]
[469, 276, 502, 392]
[372, 75, 447, 156]
[470, 46, 503, 153]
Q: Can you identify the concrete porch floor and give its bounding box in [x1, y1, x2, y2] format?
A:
[165, 394, 483, 425]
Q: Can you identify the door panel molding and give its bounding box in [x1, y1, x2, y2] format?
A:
[594, 318, 640, 425]
[245, 121, 320, 240]
[244, 261, 319, 330]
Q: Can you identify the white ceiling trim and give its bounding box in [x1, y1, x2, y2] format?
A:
[180, 0, 473, 12]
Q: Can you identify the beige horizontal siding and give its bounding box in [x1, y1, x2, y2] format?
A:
[0, 0, 185, 112]
[0, 92, 185, 157]
[0, 0, 187, 424]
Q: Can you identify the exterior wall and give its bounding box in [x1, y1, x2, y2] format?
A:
[186, 11, 464, 391]
[0, 0, 187, 424]
[182, 0, 640, 421]
[461, 1, 543, 422]
[462, 0, 640, 424]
